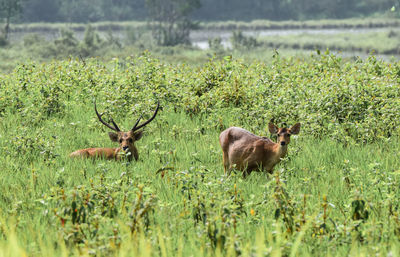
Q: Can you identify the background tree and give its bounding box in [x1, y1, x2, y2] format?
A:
[21, 0, 61, 22]
[0, 0, 396, 25]
[0, 0, 23, 39]
[145, 0, 201, 46]
[59, 0, 104, 23]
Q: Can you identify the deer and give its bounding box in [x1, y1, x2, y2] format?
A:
[69, 101, 160, 161]
[219, 122, 300, 177]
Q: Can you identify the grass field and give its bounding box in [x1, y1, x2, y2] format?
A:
[258, 29, 400, 55]
[8, 18, 400, 33]
[0, 52, 400, 256]
[1, 113, 400, 256]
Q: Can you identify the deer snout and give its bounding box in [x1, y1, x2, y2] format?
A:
[280, 141, 286, 146]
[122, 146, 130, 151]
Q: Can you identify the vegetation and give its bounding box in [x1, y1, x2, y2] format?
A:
[7, 18, 400, 34]
[258, 29, 400, 55]
[1, 18, 400, 73]
[200, 18, 400, 30]
[0, 52, 399, 256]
[146, 0, 201, 46]
[0, 0, 22, 41]
[10, 0, 400, 23]
[230, 31, 259, 50]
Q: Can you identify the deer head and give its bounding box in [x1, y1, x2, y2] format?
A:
[268, 122, 301, 146]
[94, 100, 160, 160]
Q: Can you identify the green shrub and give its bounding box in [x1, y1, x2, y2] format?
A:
[1, 52, 399, 144]
[23, 33, 46, 47]
[231, 30, 259, 50]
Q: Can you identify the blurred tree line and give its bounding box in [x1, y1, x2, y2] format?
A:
[0, 0, 398, 47]
[6, 0, 398, 23]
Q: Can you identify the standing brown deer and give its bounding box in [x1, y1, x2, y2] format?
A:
[219, 122, 300, 176]
[70, 101, 160, 161]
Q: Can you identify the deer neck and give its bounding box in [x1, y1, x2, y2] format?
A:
[274, 144, 288, 158]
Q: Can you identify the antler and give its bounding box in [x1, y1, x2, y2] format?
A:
[94, 100, 121, 132]
[132, 101, 160, 132]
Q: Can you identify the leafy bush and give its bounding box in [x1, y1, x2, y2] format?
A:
[1, 52, 399, 143]
[208, 37, 225, 55]
[53, 28, 79, 56]
[23, 33, 46, 47]
[79, 24, 104, 57]
[231, 30, 259, 50]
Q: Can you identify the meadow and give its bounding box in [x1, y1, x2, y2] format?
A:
[258, 29, 400, 56]
[0, 51, 400, 256]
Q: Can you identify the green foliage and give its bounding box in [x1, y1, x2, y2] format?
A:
[14, 26, 122, 60]
[54, 28, 79, 53]
[52, 26, 107, 57]
[1, 52, 399, 143]
[231, 31, 259, 50]
[2, 20, 400, 74]
[0, 0, 23, 39]
[22, 33, 45, 47]
[79, 24, 103, 57]
[46, 182, 155, 251]
[0, 32, 7, 46]
[0, 53, 400, 256]
[14, 0, 400, 23]
[146, 0, 200, 46]
[259, 30, 400, 55]
[208, 37, 224, 55]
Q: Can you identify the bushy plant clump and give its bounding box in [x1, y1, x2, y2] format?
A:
[1, 52, 399, 143]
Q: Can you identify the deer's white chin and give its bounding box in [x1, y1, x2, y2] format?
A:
[118, 150, 131, 156]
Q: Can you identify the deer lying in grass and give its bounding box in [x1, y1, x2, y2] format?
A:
[70, 101, 159, 161]
[219, 123, 300, 177]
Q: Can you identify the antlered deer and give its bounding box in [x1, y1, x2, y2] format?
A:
[219, 123, 300, 176]
[70, 101, 160, 161]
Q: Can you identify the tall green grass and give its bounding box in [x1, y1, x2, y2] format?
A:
[0, 54, 399, 256]
[1, 110, 399, 256]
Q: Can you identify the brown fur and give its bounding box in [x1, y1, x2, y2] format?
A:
[219, 123, 300, 177]
[69, 130, 142, 161]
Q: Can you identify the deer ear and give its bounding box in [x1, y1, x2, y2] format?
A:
[108, 132, 119, 142]
[290, 123, 301, 135]
[134, 130, 143, 141]
[268, 123, 278, 134]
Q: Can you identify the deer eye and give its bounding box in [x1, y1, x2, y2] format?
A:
[128, 138, 133, 143]
[119, 139, 123, 143]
